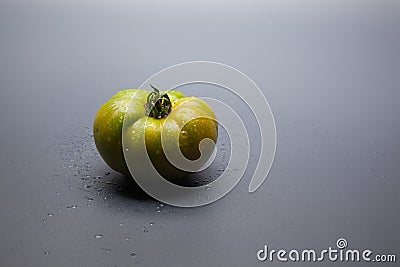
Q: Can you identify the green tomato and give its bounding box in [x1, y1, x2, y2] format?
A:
[93, 88, 218, 179]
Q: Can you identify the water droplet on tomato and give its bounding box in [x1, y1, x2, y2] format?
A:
[181, 130, 188, 138]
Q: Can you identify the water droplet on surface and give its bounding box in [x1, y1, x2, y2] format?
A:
[105, 171, 110, 176]
[143, 227, 148, 233]
[105, 249, 110, 253]
[95, 234, 103, 239]
[125, 237, 130, 241]
[48, 213, 54, 217]
[130, 252, 137, 257]
[42, 219, 46, 223]
[44, 251, 50, 255]
[149, 222, 154, 226]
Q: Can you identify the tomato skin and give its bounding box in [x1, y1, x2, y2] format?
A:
[93, 89, 218, 178]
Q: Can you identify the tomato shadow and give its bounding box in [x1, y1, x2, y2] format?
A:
[99, 169, 155, 202]
[99, 167, 221, 203]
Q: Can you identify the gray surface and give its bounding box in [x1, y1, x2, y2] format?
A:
[0, 0, 399, 266]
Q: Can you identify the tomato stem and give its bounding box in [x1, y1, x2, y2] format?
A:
[146, 84, 172, 119]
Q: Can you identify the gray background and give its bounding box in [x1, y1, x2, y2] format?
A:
[0, 0, 399, 266]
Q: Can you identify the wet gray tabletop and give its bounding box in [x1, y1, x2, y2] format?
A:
[0, 1, 399, 266]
